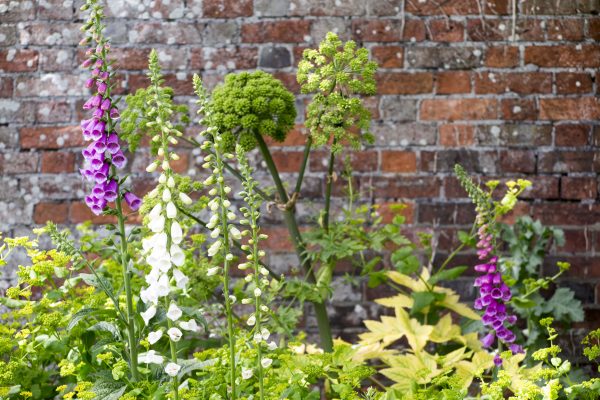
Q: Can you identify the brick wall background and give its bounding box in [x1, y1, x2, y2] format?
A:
[1, 0, 599, 337]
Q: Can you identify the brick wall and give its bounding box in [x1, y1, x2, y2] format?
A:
[1, 0, 599, 335]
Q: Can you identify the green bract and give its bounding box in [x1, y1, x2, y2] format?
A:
[209, 70, 296, 152]
[297, 32, 377, 154]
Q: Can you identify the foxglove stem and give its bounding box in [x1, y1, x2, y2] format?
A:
[322, 143, 336, 233]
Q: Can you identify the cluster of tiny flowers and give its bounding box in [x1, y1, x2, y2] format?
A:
[79, 1, 139, 215]
[236, 145, 276, 385]
[474, 223, 523, 364]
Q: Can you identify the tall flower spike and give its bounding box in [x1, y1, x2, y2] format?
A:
[79, 0, 139, 215]
[194, 74, 239, 397]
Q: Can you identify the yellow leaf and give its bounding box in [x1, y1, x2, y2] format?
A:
[395, 307, 433, 352]
[375, 294, 413, 308]
[430, 314, 462, 343]
[387, 271, 427, 292]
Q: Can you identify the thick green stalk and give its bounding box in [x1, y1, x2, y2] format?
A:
[322, 147, 336, 233]
[167, 314, 180, 400]
[116, 197, 139, 382]
[294, 136, 312, 195]
[254, 132, 333, 352]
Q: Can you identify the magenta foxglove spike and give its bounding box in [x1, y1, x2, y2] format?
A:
[97, 81, 107, 94]
[112, 150, 126, 169]
[103, 179, 118, 202]
[100, 98, 111, 111]
[106, 133, 120, 154]
[124, 192, 141, 211]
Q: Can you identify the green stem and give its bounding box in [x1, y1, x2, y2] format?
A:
[323, 146, 336, 233]
[293, 136, 312, 195]
[166, 310, 180, 400]
[254, 132, 333, 352]
[116, 196, 139, 382]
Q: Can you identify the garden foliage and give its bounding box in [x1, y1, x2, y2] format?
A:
[0, 1, 598, 399]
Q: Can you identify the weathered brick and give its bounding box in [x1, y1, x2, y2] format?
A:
[438, 124, 475, 147]
[41, 152, 75, 173]
[418, 202, 477, 225]
[35, 101, 72, 123]
[427, 19, 465, 41]
[21, 22, 80, 45]
[0, 152, 39, 174]
[420, 99, 498, 121]
[498, 150, 536, 173]
[366, 176, 441, 198]
[485, 45, 519, 67]
[128, 22, 203, 45]
[525, 45, 600, 67]
[39, 48, 75, 72]
[522, 0, 600, 15]
[0, 49, 38, 72]
[476, 124, 552, 146]
[561, 177, 598, 200]
[556, 72, 594, 94]
[70, 201, 116, 224]
[254, 0, 291, 16]
[290, 0, 367, 16]
[372, 122, 437, 146]
[406, 47, 482, 69]
[191, 47, 258, 70]
[376, 72, 433, 94]
[555, 124, 590, 146]
[371, 46, 404, 68]
[203, 0, 252, 17]
[259, 47, 292, 69]
[310, 150, 378, 173]
[436, 71, 471, 94]
[539, 98, 600, 121]
[468, 18, 544, 41]
[589, 17, 600, 40]
[20, 125, 84, 149]
[0, 78, 13, 98]
[420, 150, 498, 173]
[15, 74, 88, 97]
[381, 151, 417, 172]
[379, 97, 418, 121]
[538, 151, 597, 173]
[474, 72, 552, 94]
[242, 20, 311, 43]
[271, 150, 304, 172]
[501, 99, 538, 121]
[33, 202, 69, 224]
[406, 0, 509, 15]
[532, 203, 600, 226]
[0, 0, 35, 22]
[352, 19, 426, 42]
[376, 201, 415, 224]
[546, 19, 584, 40]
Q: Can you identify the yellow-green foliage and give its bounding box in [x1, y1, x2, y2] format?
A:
[356, 269, 494, 395]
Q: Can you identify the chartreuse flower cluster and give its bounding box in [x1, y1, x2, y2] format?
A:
[297, 31, 377, 154]
[455, 164, 532, 364]
[79, 0, 140, 215]
[137, 50, 197, 398]
[208, 71, 296, 152]
[194, 74, 243, 397]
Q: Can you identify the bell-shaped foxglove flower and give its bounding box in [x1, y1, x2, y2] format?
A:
[167, 327, 182, 342]
[164, 362, 181, 377]
[166, 303, 182, 321]
[139, 350, 164, 365]
[148, 330, 163, 345]
[141, 305, 157, 326]
[179, 319, 199, 332]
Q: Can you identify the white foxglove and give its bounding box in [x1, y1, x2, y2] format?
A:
[179, 319, 198, 332]
[164, 362, 181, 377]
[168, 327, 183, 342]
[166, 201, 177, 218]
[148, 330, 163, 345]
[162, 188, 171, 202]
[261, 358, 273, 368]
[241, 368, 253, 380]
[210, 227, 220, 239]
[141, 305, 157, 325]
[139, 350, 163, 364]
[229, 226, 241, 240]
[148, 215, 165, 233]
[171, 221, 183, 244]
[207, 240, 221, 257]
[260, 328, 270, 341]
[179, 192, 192, 205]
[247, 314, 256, 326]
[149, 203, 162, 219]
[167, 303, 182, 321]
[267, 341, 277, 351]
[173, 268, 189, 289]
[207, 266, 219, 276]
[170, 244, 185, 267]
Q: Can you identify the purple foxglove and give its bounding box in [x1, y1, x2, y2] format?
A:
[85, 195, 95, 208]
[90, 120, 106, 141]
[109, 108, 120, 119]
[99, 71, 109, 81]
[82, 59, 93, 68]
[100, 98, 111, 111]
[94, 163, 109, 183]
[92, 68, 100, 77]
[103, 179, 118, 202]
[97, 81, 107, 94]
[93, 108, 104, 119]
[93, 135, 107, 153]
[112, 150, 126, 169]
[92, 183, 105, 197]
[106, 133, 120, 154]
[91, 198, 107, 216]
[95, 59, 103, 68]
[90, 156, 105, 170]
[82, 143, 97, 159]
[124, 192, 141, 210]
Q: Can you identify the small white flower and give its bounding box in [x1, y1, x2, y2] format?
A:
[179, 192, 193, 205]
[159, 173, 167, 184]
[254, 288, 262, 297]
[168, 327, 183, 342]
[241, 368, 253, 380]
[223, 199, 231, 208]
[148, 215, 165, 233]
[267, 341, 277, 351]
[259, 267, 269, 276]
[146, 162, 158, 172]
[167, 176, 175, 188]
[141, 305, 157, 325]
[241, 298, 252, 304]
[165, 362, 181, 377]
[148, 187, 159, 198]
[166, 201, 177, 218]
[148, 330, 163, 345]
[170, 244, 185, 267]
[206, 215, 219, 229]
[171, 221, 183, 244]
[179, 319, 199, 332]
[229, 226, 241, 240]
[210, 227, 220, 239]
[247, 314, 256, 326]
[139, 350, 163, 364]
[227, 212, 236, 221]
[149, 203, 162, 219]
[207, 266, 220, 276]
[260, 328, 270, 341]
[225, 253, 233, 261]
[172, 268, 189, 289]
[162, 188, 172, 202]
[166, 303, 182, 321]
[261, 358, 273, 368]
[238, 262, 249, 270]
[229, 295, 237, 303]
[207, 240, 221, 257]
[260, 305, 269, 312]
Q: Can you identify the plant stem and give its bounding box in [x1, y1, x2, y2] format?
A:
[294, 136, 312, 195]
[116, 196, 139, 382]
[167, 312, 180, 400]
[323, 146, 336, 233]
[254, 132, 333, 352]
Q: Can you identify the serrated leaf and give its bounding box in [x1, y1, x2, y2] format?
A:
[430, 266, 467, 285]
[67, 308, 98, 332]
[541, 287, 584, 322]
[410, 291, 437, 315]
[91, 379, 127, 400]
[88, 321, 122, 340]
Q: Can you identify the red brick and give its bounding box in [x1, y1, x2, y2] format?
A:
[376, 202, 415, 224]
[406, 0, 508, 15]
[501, 99, 538, 121]
[309, 151, 378, 173]
[427, 19, 465, 41]
[556, 72, 593, 94]
[371, 46, 404, 68]
[438, 125, 475, 146]
[366, 176, 441, 198]
[474, 72, 552, 94]
[561, 177, 598, 200]
[242, 20, 311, 43]
[381, 151, 417, 172]
[499, 150, 536, 174]
[0, 77, 13, 98]
[418, 203, 477, 225]
[420, 99, 498, 121]
[70, 202, 117, 224]
[0, 49, 39, 72]
[190, 47, 258, 70]
[485, 46, 519, 67]
[525, 45, 600, 67]
[203, 0, 252, 17]
[34, 202, 68, 224]
[272, 151, 304, 173]
[20, 125, 84, 149]
[532, 203, 600, 226]
[555, 124, 590, 146]
[109, 48, 152, 70]
[558, 230, 594, 253]
[264, 125, 309, 147]
[41, 151, 75, 173]
[272, 72, 300, 93]
[546, 19, 584, 41]
[352, 19, 426, 42]
[436, 71, 471, 94]
[589, 17, 600, 40]
[468, 19, 544, 41]
[376, 72, 433, 94]
[519, 176, 559, 200]
[539, 98, 600, 121]
[261, 226, 294, 252]
[538, 151, 597, 173]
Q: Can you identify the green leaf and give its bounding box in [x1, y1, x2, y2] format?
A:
[430, 266, 467, 284]
[91, 379, 127, 400]
[67, 308, 98, 332]
[411, 291, 437, 315]
[80, 273, 115, 298]
[88, 321, 122, 340]
[541, 287, 584, 322]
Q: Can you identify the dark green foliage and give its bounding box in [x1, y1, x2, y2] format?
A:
[208, 70, 297, 152]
